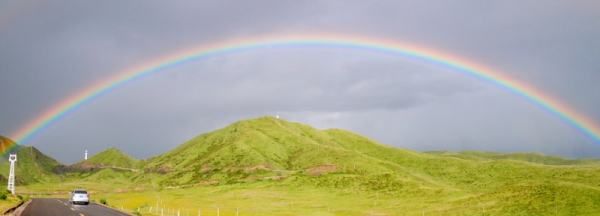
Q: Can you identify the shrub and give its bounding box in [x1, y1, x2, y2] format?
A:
[100, 198, 108, 205]
[0, 194, 6, 200]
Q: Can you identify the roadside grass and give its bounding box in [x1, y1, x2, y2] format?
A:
[21, 178, 598, 216]
[0, 196, 21, 213]
[95, 182, 460, 216]
[14, 164, 600, 215]
[19, 180, 473, 216]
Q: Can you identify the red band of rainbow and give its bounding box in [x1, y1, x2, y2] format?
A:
[7, 34, 600, 151]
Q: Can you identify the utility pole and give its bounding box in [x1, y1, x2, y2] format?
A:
[7, 153, 17, 195]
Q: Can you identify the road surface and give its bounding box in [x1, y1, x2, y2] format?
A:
[18, 198, 129, 216]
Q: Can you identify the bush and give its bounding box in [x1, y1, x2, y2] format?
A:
[0, 194, 6, 200]
[100, 198, 108, 205]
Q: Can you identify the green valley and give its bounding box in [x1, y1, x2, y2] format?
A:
[2, 117, 600, 215]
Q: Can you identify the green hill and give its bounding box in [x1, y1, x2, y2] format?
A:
[71, 147, 139, 171]
[145, 116, 412, 185]
[0, 146, 62, 184]
[141, 116, 600, 215]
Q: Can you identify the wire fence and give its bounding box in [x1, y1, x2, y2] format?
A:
[130, 206, 243, 216]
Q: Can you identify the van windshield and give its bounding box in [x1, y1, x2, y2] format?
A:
[73, 191, 87, 194]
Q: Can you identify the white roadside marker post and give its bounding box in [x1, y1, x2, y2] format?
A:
[7, 153, 17, 195]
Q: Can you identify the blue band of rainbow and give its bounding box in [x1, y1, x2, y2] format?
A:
[7, 34, 600, 151]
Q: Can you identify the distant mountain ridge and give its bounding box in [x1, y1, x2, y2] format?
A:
[0, 136, 141, 184]
[0, 146, 62, 184]
[427, 151, 600, 165]
[70, 147, 140, 171]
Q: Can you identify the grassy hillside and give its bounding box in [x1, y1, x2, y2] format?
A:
[428, 150, 600, 165]
[145, 116, 414, 186]
[71, 147, 139, 170]
[0, 146, 62, 184]
[136, 116, 600, 215]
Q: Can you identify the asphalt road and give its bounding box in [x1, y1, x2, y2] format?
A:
[18, 198, 129, 216]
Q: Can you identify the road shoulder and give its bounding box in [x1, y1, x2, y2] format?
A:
[4, 199, 30, 216]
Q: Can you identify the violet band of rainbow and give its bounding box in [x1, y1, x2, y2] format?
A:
[7, 34, 600, 152]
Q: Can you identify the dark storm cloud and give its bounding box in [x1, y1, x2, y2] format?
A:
[1, 0, 599, 163]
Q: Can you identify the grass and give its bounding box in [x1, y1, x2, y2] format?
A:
[0, 189, 26, 214]
[0, 196, 21, 214]
[77, 147, 140, 169]
[22, 178, 600, 216]
[0, 146, 61, 184]
[5, 117, 600, 215]
[58, 182, 473, 216]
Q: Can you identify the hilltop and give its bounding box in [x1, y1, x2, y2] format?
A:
[71, 147, 139, 171]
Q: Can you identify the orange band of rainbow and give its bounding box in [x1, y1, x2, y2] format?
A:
[7, 34, 600, 151]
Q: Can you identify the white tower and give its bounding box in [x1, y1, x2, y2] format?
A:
[7, 153, 17, 195]
[85, 149, 88, 160]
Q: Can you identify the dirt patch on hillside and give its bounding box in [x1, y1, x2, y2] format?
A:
[306, 164, 337, 176]
[155, 165, 173, 173]
[244, 164, 272, 173]
[68, 162, 99, 172]
[200, 165, 213, 173]
[198, 180, 219, 186]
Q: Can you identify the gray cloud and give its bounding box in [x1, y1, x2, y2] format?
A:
[1, 0, 599, 163]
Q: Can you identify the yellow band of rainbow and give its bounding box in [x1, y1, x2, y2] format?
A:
[7, 34, 600, 151]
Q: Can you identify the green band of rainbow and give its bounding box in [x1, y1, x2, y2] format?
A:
[7, 34, 600, 151]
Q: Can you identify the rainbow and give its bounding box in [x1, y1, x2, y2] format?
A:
[7, 34, 600, 152]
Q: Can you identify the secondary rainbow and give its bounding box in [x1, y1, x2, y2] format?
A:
[7, 34, 600, 151]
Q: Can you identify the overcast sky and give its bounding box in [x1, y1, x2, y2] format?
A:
[1, 0, 600, 163]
